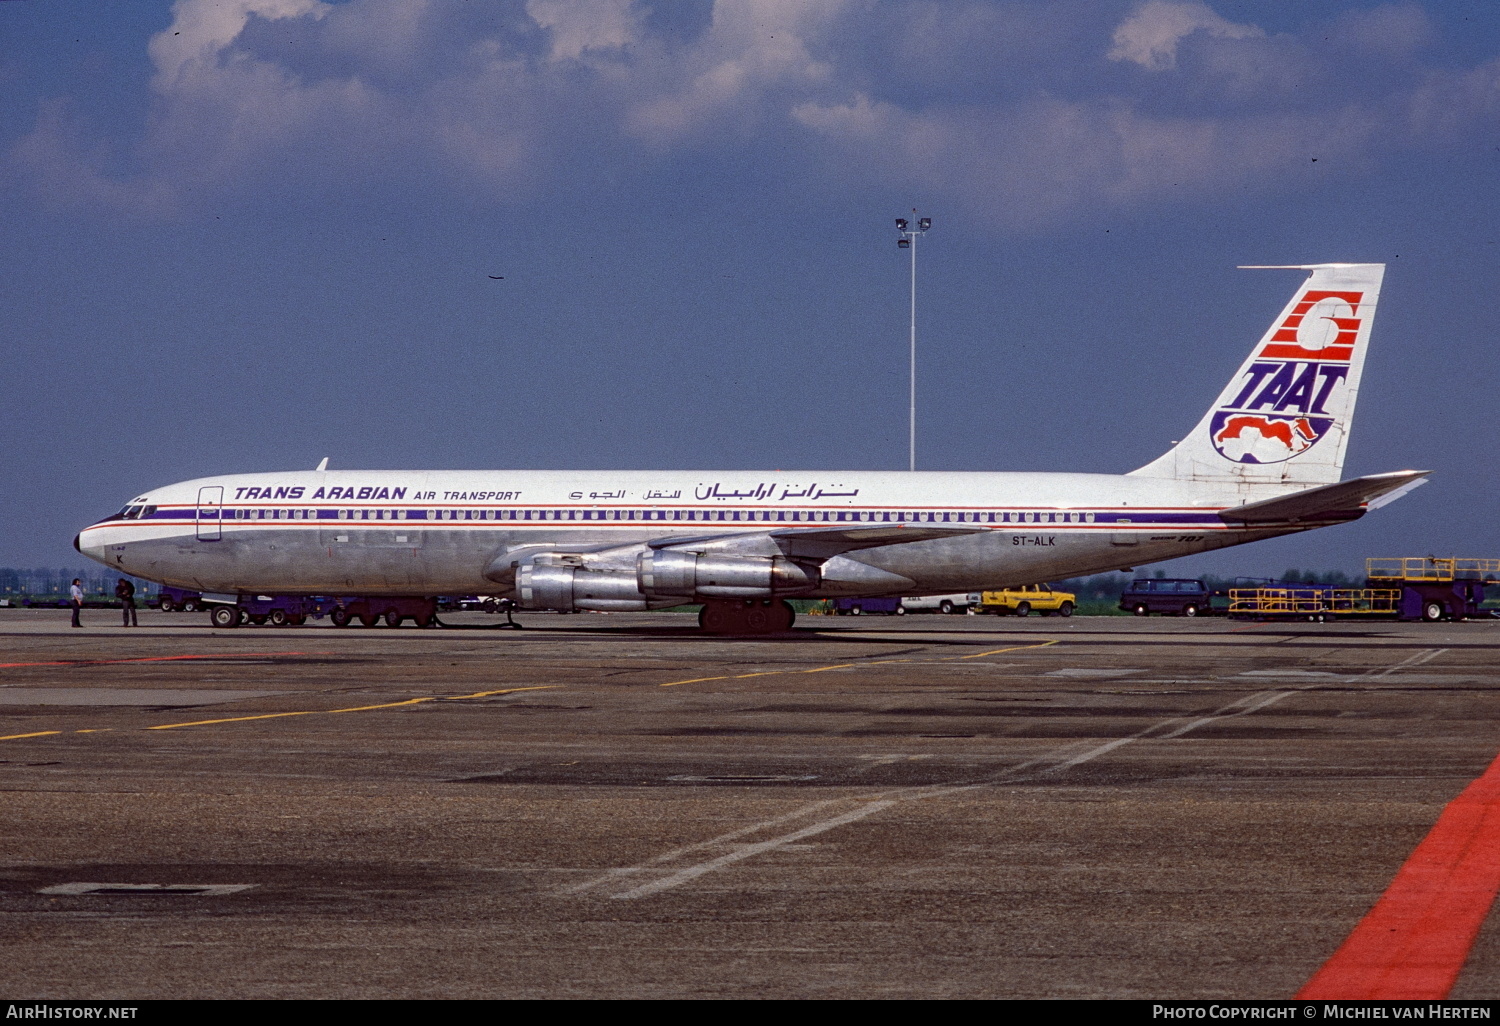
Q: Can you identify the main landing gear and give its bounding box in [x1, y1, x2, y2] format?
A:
[698, 598, 796, 635]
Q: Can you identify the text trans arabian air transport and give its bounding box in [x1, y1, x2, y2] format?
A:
[78, 263, 1426, 634]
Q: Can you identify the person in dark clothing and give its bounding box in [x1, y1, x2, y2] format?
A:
[70, 579, 84, 627]
[116, 578, 137, 627]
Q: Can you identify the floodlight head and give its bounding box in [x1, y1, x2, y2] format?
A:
[895, 218, 908, 231]
[897, 238, 911, 249]
[918, 217, 931, 231]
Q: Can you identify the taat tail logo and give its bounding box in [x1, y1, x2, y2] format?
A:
[1210, 289, 1362, 465]
[1211, 413, 1330, 464]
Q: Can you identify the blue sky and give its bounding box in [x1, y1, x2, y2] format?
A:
[2, 0, 1496, 576]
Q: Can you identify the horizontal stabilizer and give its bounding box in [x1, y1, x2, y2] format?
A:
[1217, 470, 1429, 525]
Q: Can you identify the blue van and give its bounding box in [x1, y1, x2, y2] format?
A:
[1119, 579, 1214, 617]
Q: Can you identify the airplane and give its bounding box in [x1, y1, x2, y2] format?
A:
[77, 262, 1427, 634]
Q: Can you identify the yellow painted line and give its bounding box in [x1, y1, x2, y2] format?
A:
[442, 685, 561, 701]
[150, 687, 558, 731]
[148, 708, 389, 730]
[956, 640, 1060, 659]
[660, 671, 785, 688]
[4, 686, 567, 742]
[659, 640, 1059, 687]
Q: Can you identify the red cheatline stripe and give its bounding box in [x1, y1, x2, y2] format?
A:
[0, 652, 326, 669]
[1297, 750, 1500, 999]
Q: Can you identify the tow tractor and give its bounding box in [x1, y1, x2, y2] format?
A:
[1228, 558, 1499, 622]
[201, 594, 439, 628]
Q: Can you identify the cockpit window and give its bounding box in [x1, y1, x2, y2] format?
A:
[123, 505, 144, 519]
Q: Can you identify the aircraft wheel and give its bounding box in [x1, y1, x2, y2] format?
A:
[414, 613, 433, 628]
[359, 613, 379, 627]
[330, 608, 352, 628]
[210, 605, 239, 628]
[745, 606, 770, 632]
[384, 609, 403, 627]
[778, 600, 795, 630]
[1058, 602, 1074, 618]
[699, 602, 737, 633]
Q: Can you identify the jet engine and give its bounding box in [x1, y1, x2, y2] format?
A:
[516, 565, 665, 612]
[637, 550, 817, 599]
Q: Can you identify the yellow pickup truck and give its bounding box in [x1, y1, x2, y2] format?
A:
[975, 583, 1076, 617]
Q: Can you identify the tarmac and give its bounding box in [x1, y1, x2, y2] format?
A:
[1, 607, 1498, 999]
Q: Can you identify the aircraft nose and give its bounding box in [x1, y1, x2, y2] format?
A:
[75, 529, 110, 566]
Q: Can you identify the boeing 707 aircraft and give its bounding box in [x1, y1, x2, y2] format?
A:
[78, 263, 1425, 633]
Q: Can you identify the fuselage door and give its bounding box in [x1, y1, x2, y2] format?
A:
[196, 486, 224, 541]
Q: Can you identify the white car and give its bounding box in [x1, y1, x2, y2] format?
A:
[900, 593, 981, 615]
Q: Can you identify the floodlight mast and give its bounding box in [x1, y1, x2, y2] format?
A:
[896, 212, 931, 472]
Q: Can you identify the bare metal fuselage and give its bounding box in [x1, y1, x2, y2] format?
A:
[78, 468, 1303, 600]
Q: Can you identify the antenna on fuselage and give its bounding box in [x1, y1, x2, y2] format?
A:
[315, 457, 329, 471]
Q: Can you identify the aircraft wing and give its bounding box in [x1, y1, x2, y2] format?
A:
[1217, 470, 1430, 525]
[649, 524, 989, 561]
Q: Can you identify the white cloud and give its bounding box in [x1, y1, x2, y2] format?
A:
[149, 0, 332, 89]
[1107, 0, 1263, 71]
[527, 0, 643, 62]
[7, 0, 1500, 232]
[627, 0, 845, 142]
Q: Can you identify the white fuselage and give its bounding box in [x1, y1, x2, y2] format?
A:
[76, 468, 1308, 598]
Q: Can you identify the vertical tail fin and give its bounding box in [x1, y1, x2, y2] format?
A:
[1130, 263, 1385, 486]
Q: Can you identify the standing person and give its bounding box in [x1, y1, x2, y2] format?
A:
[69, 578, 84, 628]
[116, 578, 137, 627]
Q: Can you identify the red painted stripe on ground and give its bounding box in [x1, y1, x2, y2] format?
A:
[0, 652, 325, 669]
[1297, 750, 1500, 999]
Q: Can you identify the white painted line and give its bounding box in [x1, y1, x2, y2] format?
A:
[581, 648, 1447, 900]
[611, 801, 898, 900]
[560, 798, 848, 894]
[39, 882, 257, 896]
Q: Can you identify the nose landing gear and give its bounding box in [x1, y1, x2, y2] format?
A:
[698, 598, 796, 635]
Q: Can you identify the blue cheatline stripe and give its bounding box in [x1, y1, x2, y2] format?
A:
[95, 506, 1239, 534]
[126, 511, 1228, 525]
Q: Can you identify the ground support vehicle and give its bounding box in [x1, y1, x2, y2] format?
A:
[1118, 578, 1221, 617]
[1228, 585, 1397, 622]
[326, 596, 439, 628]
[204, 594, 341, 628]
[833, 597, 903, 616]
[901, 593, 980, 615]
[1365, 558, 1500, 621]
[976, 584, 1075, 617]
[1228, 558, 1500, 621]
[157, 586, 203, 612]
